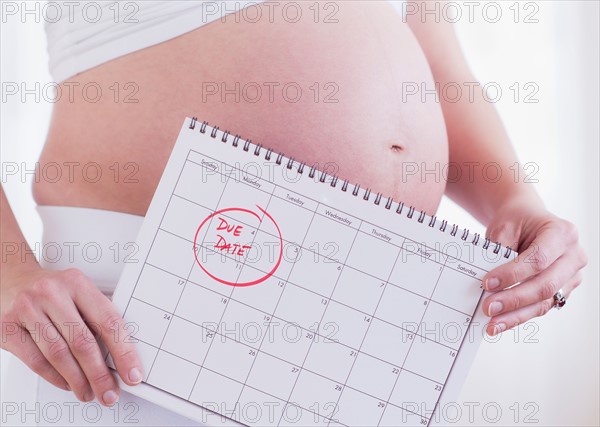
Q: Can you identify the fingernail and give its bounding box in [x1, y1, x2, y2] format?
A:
[493, 323, 506, 335]
[128, 367, 143, 384]
[485, 277, 500, 290]
[103, 390, 119, 405]
[488, 301, 503, 316]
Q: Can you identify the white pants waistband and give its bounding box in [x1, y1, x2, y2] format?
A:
[36, 205, 144, 298]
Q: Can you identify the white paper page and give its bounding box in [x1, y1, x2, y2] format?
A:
[109, 117, 516, 427]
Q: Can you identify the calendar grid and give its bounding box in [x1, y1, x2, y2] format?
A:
[427, 288, 488, 424]
[276, 219, 363, 425]
[132, 261, 467, 354]
[144, 166, 233, 382]
[128, 294, 450, 386]
[218, 186, 278, 416]
[155, 223, 480, 319]
[377, 255, 449, 425]
[113, 129, 507, 426]
[156, 217, 484, 297]
[130, 150, 478, 388]
[185, 180, 277, 409]
[130, 159, 479, 422]
[126, 332, 434, 424]
[325, 241, 404, 426]
[233, 199, 320, 423]
[147, 231, 475, 319]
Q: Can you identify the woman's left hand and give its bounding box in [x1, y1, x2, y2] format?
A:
[481, 194, 587, 335]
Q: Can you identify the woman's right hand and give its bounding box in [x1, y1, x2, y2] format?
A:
[0, 267, 143, 406]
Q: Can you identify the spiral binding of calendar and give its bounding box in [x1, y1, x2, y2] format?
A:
[189, 117, 513, 259]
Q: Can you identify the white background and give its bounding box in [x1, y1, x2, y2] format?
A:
[1, 1, 599, 425]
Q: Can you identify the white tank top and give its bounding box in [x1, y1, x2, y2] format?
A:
[45, 1, 407, 83]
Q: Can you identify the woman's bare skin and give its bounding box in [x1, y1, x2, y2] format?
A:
[33, 1, 448, 216]
[0, 0, 586, 410]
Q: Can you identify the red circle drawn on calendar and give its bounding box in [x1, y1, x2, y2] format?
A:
[193, 206, 283, 287]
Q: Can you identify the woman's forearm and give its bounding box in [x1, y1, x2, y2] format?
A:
[1, 185, 42, 286]
[440, 74, 544, 225]
[406, 12, 543, 225]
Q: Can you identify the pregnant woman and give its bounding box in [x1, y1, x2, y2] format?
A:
[0, 1, 586, 425]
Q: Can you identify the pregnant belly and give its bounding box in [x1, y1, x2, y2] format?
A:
[34, 1, 448, 216]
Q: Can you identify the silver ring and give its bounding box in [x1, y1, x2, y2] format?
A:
[553, 289, 566, 310]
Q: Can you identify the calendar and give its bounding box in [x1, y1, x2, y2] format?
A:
[109, 117, 516, 426]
